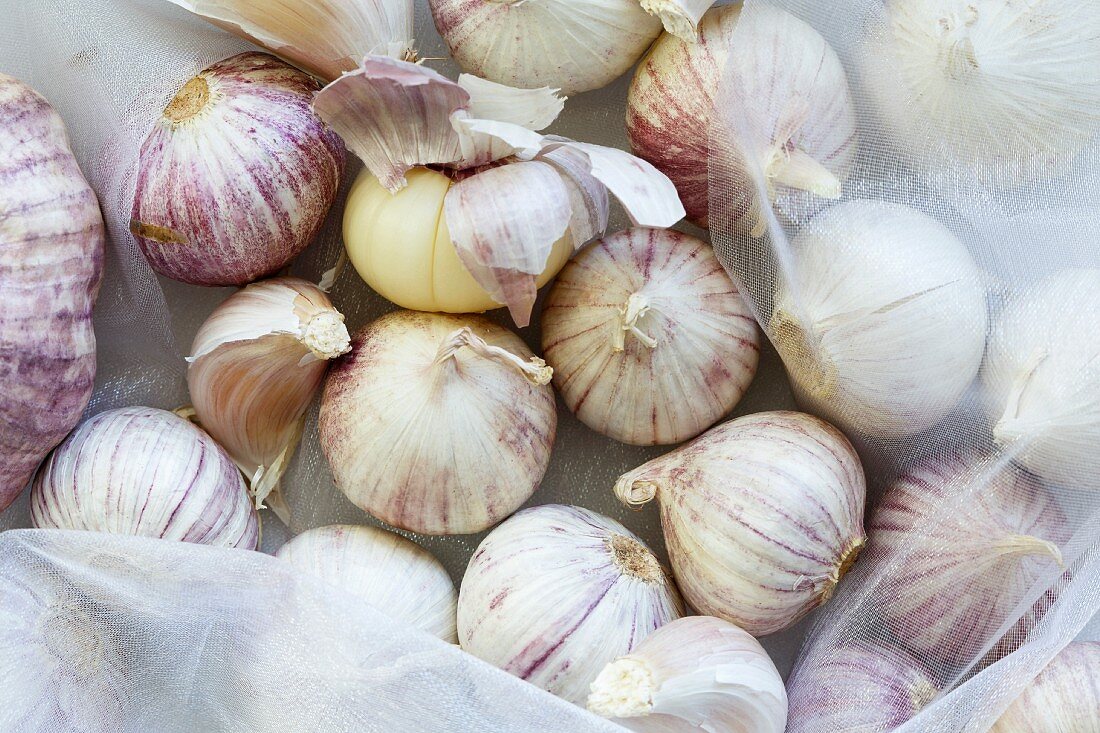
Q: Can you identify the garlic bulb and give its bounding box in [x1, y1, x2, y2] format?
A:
[869, 454, 1068, 666]
[31, 407, 258, 548]
[867, 0, 1100, 186]
[188, 277, 350, 517]
[0, 75, 104, 514]
[587, 616, 787, 733]
[458, 504, 685, 704]
[276, 524, 458, 643]
[541, 227, 759, 445]
[131, 52, 345, 286]
[771, 200, 988, 439]
[318, 311, 556, 535]
[990, 642, 1100, 732]
[615, 410, 866, 636]
[984, 269, 1100, 488]
[628, 3, 856, 229]
[786, 641, 938, 732]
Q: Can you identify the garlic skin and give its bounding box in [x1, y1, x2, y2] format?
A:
[458, 504, 685, 704]
[990, 642, 1100, 733]
[772, 200, 988, 439]
[616, 411, 866, 636]
[628, 3, 856, 229]
[984, 269, 1100, 488]
[276, 525, 458, 643]
[542, 228, 759, 445]
[188, 277, 350, 518]
[319, 311, 556, 535]
[587, 616, 787, 733]
[131, 52, 345, 287]
[0, 75, 104, 513]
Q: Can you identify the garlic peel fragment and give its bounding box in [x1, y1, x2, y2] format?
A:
[990, 642, 1100, 732]
[457, 74, 565, 130]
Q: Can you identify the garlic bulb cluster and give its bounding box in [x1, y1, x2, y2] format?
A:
[131, 52, 345, 287]
[869, 454, 1068, 665]
[0, 75, 104, 514]
[31, 407, 258, 548]
[319, 311, 556, 535]
[772, 200, 988, 438]
[276, 525, 458, 643]
[616, 411, 867, 636]
[990, 642, 1100, 732]
[587, 616, 787, 733]
[458, 504, 684, 704]
[984, 269, 1100, 488]
[628, 3, 856, 229]
[188, 277, 350, 518]
[541, 227, 759, 445]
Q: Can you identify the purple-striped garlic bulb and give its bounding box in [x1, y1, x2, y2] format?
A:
[0, 75, 104, 514]
[131, 52, 345, 286]
[457, 504, 685, 704]
[615, 411, 867, 636]
[541, 227, 759, 446]
[991, 642, 1100, 732]
[31, 407, 258, 548]
[868, 454, 1069, 666]
[319, 311, 556, 535]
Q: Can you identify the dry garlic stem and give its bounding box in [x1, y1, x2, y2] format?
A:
[433, 327, 552, 386]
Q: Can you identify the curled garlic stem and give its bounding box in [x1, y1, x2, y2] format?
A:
[993, 533, 1065, 568]
[614, 475, 660, 509]
[612, 293, 659, 352]
[587, 656, 656, 719]
[434, 327, 553, 385]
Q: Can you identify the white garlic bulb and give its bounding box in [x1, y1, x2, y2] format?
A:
[772, 200, 988, 438]
[984, 269, 1100, 488]
[276, 524, 458, 643]
[31, 407, 258, 548]
[587, 616, 788, 733]
[542, 227, 759, 445]
[615, 411, 866, 636]
[319, 311, 556, 535]
[870, 454, 1068, 666]
[990, 642, 1100, 732]
[458, 504, 684, 704]
[188, 277, 350, 517]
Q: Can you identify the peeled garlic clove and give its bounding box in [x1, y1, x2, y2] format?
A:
[628, 4, 856, 229]
[616, 410, 867, 636]
[31, 407, 258, 548]
[772, 200, 988, 439]
[542, 228, 759, 445]
[458, 504, 685, 704]
[130, 52, 345, 287]
[587, 615, 787, 732]
[276, 524, 457, 643]
[990, 642, 1100, 732]
[318, 311, 556, 535]
[187, 277, 350, 517]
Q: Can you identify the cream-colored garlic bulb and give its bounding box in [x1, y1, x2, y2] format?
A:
[276, 524, 457, 643]
[990, 642, 1100, 732]
[188, 277, 350, 518]
[458, 504, 684, 705]
[318, 311, 556, 535]
[542, 228, 759, 445]
[588, 616, 787, 732]
[772, 200, 988, 438]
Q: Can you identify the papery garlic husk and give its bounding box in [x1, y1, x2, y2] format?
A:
[542, 227, 760, 445]
[187, 277, 351, 518]
[990, 642, 1100, 732]
[869, 453, 1069, 666]
[0, 75, 104, 514]
[131, 52, 345, 287]
[983, 269, 1100, 489]
[457, 504, 685, 704]
[628, 3, 856, 230]
[587, 615, 787, 733]
[785, 641, 939, 732]
[318, 311, 556, 535]
[866, 0, 1100, 186]
[615, 411, 866, 636]
[276, 524, 458, 643]
[31, 407, 258, 548]
[771, 200, 988, 439]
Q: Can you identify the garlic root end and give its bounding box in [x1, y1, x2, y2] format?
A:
[820, 535, 865, 603]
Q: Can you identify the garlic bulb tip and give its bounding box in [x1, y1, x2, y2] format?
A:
[588, 657, 656, 719]
[301, 311, 351, 360]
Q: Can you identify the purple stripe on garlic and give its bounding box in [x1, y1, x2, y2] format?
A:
[990, 642, 1100, 732]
